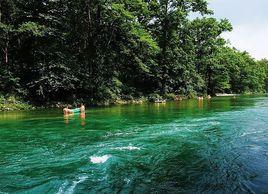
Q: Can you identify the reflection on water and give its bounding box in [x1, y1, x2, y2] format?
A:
[64, 113, 86, 126]
[0, 96, 268, 193]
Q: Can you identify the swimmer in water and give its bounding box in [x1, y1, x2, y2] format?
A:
[63, 104, 85, 115]
[63, 105, 73, 115]
[198, 96, 204, 100]
[80, 103, 85, 113]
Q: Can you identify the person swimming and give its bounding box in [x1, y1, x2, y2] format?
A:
[63, 105, 73, 115]
[63, 103, 85, 115]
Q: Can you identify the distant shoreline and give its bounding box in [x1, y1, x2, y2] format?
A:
[1, 93, 266, 112]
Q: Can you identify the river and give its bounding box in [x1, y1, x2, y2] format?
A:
[0, 96, 268, 193]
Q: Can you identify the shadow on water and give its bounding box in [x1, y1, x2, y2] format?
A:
[0, 95, 268, 193]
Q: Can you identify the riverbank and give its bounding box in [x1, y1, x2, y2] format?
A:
[2, 93, 262, 112]
[0, 96, 34, 111]
[49, 93, 187, 108]
[0, 93, 222, 111]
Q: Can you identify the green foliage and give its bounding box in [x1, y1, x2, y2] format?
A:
[212, 47, 267, 94]
[258, 59, 268, 91]
[0, 22, 13, 33]
[0, 67, 22, 95]
[0, 0, 267, 106]
[163, 93, 177, 101]
[17, 22, 46, 36]
[0, 96, 32, 111]
[148, 93, 163, 102]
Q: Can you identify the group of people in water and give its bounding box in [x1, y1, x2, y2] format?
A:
[198, 95, 211, 100]
[63, 103, 85, 115]
[63, 103, 86, 126]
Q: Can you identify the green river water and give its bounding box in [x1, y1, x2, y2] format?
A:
[0, 96, 268, 193]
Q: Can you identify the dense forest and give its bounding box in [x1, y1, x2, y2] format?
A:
[1, 0, 268, 105]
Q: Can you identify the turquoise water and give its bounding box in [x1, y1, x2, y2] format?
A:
[0, 96, 268, 193]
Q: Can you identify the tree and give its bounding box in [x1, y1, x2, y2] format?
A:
[0, 0, 266, 104]
[258, 59, 268, 92]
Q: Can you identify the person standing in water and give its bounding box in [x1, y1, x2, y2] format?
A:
[80, 104, 86, 126]
[80, 103, 85, 113]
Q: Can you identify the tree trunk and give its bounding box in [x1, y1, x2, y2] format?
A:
[87, 0, 92, 39]
[4, 47, 8, 63]
[206, 66, 212, 94]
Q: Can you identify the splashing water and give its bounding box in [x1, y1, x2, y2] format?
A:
[90, 155, 111, 164]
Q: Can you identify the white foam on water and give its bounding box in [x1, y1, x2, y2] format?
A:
[104, 131, 135, 138]
[114, 132, 124, 136]
[90, 155, 111, 164]
[66, 176, 87, 194]
[113, 146, 140, 151]
[97, 143, 105, 147]
[241, 131, 261, 137]
[57, 182, 68, 194]
[57, 176, 87, 194]
[124, 178, 131, 185]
